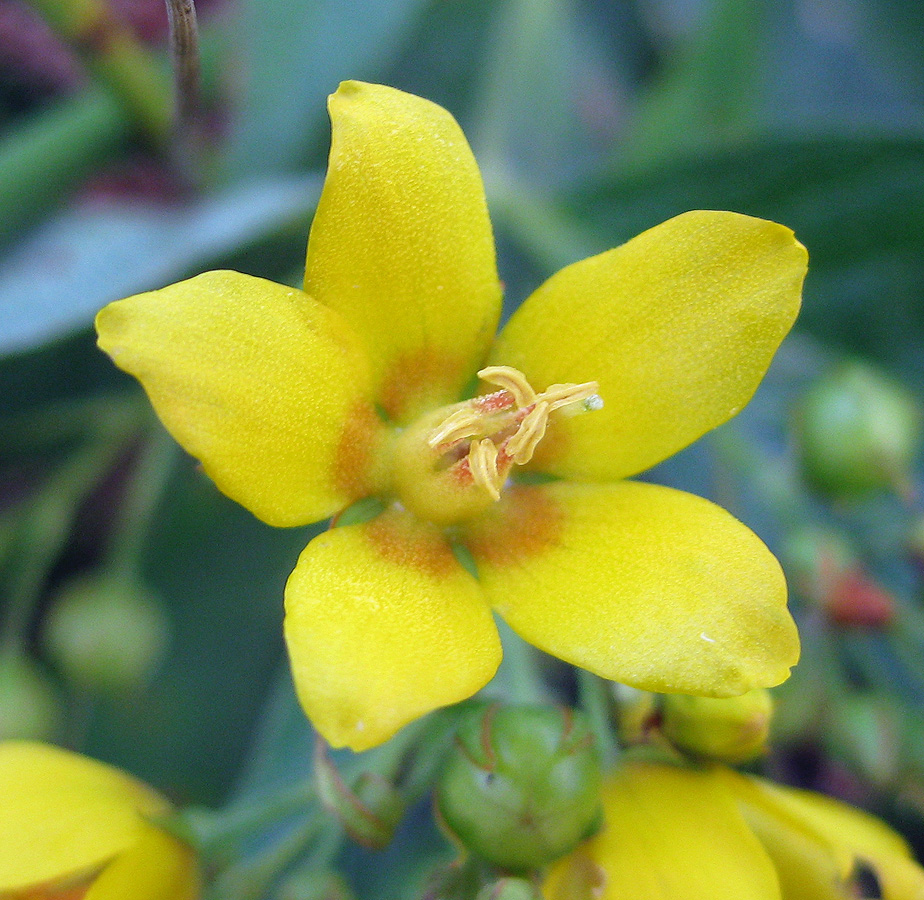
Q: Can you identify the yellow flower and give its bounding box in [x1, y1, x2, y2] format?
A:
[96, 81, 806, 751]
[0, 740, 198, 899]
[544, 760, 924, 900]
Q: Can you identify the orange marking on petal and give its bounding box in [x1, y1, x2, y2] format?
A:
[379, 348, 469, 423]
[365, 513, 458, 578]
[464, 485, 565, 567]
[333, 400, 383, 499]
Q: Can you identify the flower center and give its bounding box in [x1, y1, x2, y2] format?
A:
[391, 366, 601, 526]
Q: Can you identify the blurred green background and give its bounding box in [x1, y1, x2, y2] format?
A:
[1, 0, 923, 893]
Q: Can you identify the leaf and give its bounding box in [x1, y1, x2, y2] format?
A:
[0, 174, 321, 356]
[221, 0, 430, 178]
[566, 134, 924, 379]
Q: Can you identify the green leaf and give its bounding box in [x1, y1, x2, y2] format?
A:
[0, 175, 321, 356]
[222, 0, 430, 179]
[567, 134, 924, 378]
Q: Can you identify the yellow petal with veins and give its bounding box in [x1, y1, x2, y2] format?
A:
[463, 481, 798, 696]
[0, 741, 167, 893]
[491, 211, 806, 481]
[544, 761, 781, 900]
[284, 510, 501, 751]
[305, 81, 502, 423]
[96, 270, 384, 528]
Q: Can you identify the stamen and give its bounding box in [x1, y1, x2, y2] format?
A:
[419, 365, 603, 508]
[427, 407, 484, 448]
[468, 438, 502, 500]
[477, 366, 537, 408]
[540, 381, 600, 412]
[506, 401, 549, 465]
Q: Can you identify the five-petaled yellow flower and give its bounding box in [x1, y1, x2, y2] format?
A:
[96, 81, 806, 751]
[544, 760, 924, 900]
[0, 741, 198, 899]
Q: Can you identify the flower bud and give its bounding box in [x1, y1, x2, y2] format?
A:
[436, 704, 602, 871]
[42, 574, 168, 695]
[475, 878, 542, 900]
[314, 744, 406, 849]
[660, 690, 773, 764]
[611, 683, 658, 745]
[0, 652, 61, 741]
[780, 527, 894, 627]
[793, 362, 921, 498]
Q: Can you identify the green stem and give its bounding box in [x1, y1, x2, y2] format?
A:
[0, 434, 133, 652]
[485, 171, 597, 275]
[0, 87, 129, 246]
[577, 669, 620, 769]
[191, 782, 318, 854]
[25, 0, 171, 140]
[205, 813, 327, 900]
[106, 425, 178, 578]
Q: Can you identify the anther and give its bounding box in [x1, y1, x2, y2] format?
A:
[468, 438, 502, 500]
[506, 401, 549, 465]
[477, 366, 537, 408]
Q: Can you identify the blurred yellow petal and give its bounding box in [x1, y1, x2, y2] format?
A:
[284, 510, 501, 751]
[0, 741, 167, 892]
[490, 211, 806, 480]
[725, 772, 924, 900]
[464, 481, 798, 696]
[87, 823, 198, 900]
[544, 761, 781, 900]
[97, 270, 385, 527]
[305, 81, 502, 423]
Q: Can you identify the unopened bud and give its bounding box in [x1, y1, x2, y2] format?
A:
[660, 689, 773, 763]
[436, 704, 602, 871]
[611, 683, 658, 745]
[0, 652, 61, 741]
[793, 362, 921, 498]
[42, 574, 168, 695]
[314, 743, 406, 849]
[475, 878, 542, 900]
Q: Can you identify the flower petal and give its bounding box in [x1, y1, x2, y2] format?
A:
[0, 741, 168, 892]
[88, 822, 199, 900]
[305, 81, 502, 423]
[463, 481, 798, 695]
[284, 510, 502, 751]
[96, 270, 385, 527]
[544, 761, 781, 900]
[490, 211, 806, 480]
[724, 771, 924, 900]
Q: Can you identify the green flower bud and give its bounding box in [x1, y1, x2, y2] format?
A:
[611, 683, 658, 745]
[660, 689, 773, 763]
[315, 745, 406, 849]
[794, 362, 921, 498]
[0, 652, 61, 741]
[42, 574, 168, 695]
[276, 869, 356, 900]
[475, 878, 542, 900]
[436, 704, 602, 871]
